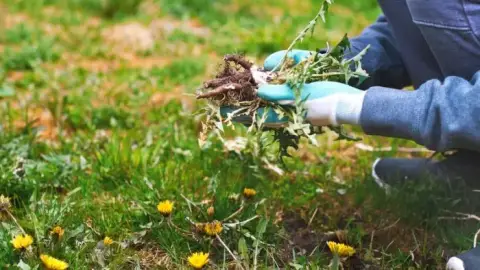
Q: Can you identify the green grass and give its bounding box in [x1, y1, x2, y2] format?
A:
[2, 38, 61, 71]
[2, 23, 39, 44]
[0, 0, 475, 269]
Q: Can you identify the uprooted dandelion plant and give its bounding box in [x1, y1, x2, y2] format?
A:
[196, 0, 370, 161]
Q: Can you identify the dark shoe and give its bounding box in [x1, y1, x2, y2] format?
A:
[372, 150, 480, 189]
[447, 247, 480, 270]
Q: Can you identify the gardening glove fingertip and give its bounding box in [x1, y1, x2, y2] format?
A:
[263, 50, 313, 71]
[257, 84, 295, 104]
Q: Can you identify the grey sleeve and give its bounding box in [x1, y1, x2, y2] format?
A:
[359, 71, 480, 152]
[347, 15, 412, 90]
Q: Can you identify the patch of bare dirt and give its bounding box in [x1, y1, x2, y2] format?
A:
[120, 55, 171, 69]
[41, 23, 64, 37]
[47, 53, 171, 73]
[137, 0, 162, 18]
[7, 71, 25, 82]
[164, 42, 207, 58]
[279, 199, 446, 268]
[149, 17, 211, 39]
[102, 22, 155, 53]
[13, 107, 61, 142]
[42, 6, 62, 17]
[3, 12, 29, 28]
[280, 211, 368, 269]
[149, 86, 194, 111]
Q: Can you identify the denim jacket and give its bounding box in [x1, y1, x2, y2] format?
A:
[350, 0, 480, 152]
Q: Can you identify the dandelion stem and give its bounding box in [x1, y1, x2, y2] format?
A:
[270, 5, 326, 73]
[6, 210, 26, 234]
[216, 234, 244, 270]
[180, 194, 210, 214]
[224, 215, 259, 228]
[168, 218, 194, 237]
[439, 210, 480, 222]
[253, 236, 260, 269]
[474, 227, 480, 248]
[329, 254, 340, 270]
[185, 216, 197, 226]
[310, 72, 346, 78]
[222, 201, 245, 222]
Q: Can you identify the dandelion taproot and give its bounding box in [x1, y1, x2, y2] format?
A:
[204, 220, 223, 236]
[103, 236, 113, 246]
[243, 188, 256, 198]
[50, 226, 65, 238]
[11, 234, 33, 250]
[188, 252, 209, 269]
[327, 241, 355, 257]
[40, 254, 69, 270]
[157, 200, 174, 216]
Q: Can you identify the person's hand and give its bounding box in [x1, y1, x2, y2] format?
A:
[257, 81, 365, 127]
[263, 49, 314, 71]
[221, 50, 366, 127]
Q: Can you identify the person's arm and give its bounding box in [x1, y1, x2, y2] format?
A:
[347, 15, 411, 90]
[361, 71, 480, 152]
[263, 15, 411, 90]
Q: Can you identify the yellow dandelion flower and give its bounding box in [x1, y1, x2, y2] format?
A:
[204, 220, 223, 236]
[327, 241, 355, 257]
[0, 195, 11, 210]
[188, 252, 209, 269]
[207, 206, 214, 216]
[103, 236, 113, 246]
[243, 188, 256, 198]
[50, 226, 65, 238]
[11, 234, 33, 250]
[157, 200, 174, 216]
[40, 254, 69, 270]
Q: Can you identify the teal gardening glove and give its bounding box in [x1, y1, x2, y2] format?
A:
[222, 50, 366, 127]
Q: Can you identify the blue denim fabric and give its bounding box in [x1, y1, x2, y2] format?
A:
[350, 0, 480, 152]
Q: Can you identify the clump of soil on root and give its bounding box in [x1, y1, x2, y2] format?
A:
[196, 54, 263, 106]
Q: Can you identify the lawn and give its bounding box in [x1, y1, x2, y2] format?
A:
[0, 0, 479, 269]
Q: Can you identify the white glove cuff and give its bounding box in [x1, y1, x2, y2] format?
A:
[334, 92, 366, 126]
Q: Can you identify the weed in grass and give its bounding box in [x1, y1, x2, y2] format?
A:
[94, 0, 144, 19]
[91, 106, 135, 129]
[2, 38, 61, 71]
[2, 23, 38, 44]
[197, 2, 368, 163]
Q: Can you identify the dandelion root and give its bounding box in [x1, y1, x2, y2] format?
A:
[196, 54, 262, 106]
